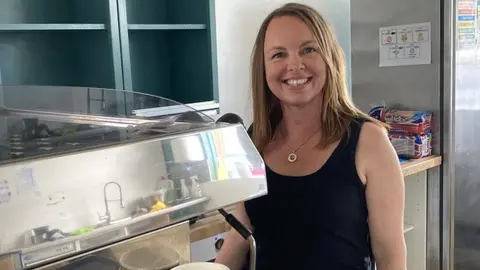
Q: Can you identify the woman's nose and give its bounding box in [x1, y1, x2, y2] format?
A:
[287, 55, 305, 71]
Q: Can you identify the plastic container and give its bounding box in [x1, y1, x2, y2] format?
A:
[172, 262, 230, 270]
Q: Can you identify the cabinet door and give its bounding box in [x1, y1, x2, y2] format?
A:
[0, 0, 123, 90]
[117, 0, 219, 108]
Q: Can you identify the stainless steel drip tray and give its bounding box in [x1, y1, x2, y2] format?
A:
[13, 196, 209, 268]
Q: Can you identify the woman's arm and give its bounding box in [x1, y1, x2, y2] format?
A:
[357, 122, 407, 270]
[214, 203, 252, 270]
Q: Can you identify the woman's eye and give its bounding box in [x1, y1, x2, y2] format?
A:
[271, 52, 284, 59]
[302, 47, 316, 54]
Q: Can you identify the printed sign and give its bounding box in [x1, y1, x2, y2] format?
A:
[379, 22, 431, 67]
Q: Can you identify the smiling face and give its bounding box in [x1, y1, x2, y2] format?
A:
[263, 16, 327, 106]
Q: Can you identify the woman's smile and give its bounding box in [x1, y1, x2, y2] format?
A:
[282, 76, 313, 90]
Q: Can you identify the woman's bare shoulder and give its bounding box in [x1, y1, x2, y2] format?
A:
[356, 121, 399, 182]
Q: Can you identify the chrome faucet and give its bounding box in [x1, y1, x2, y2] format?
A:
[98, 181, 125, 224]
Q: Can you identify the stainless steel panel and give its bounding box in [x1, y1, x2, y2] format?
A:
[351, 0, 441, 152]
[427, 167, 442, 270]
[0, 86, 267, 269]
[0, 123, 266, 268]
[453, 0, 480, 269]
[36, 221, 192, 270]
[350, 0, 442, 268]
[442, 0, 456, 269]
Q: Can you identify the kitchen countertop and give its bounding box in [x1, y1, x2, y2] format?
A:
[189, 155, 443, 242]
[401, 155, 442, 176]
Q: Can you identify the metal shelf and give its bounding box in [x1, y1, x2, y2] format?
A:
[0, 24, 106, 31]
[127, 24, 206, 30]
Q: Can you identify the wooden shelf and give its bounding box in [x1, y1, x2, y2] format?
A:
[401, 155, 442, 176]
[0, 24, 106, 31]
[128, 24, 206, 30]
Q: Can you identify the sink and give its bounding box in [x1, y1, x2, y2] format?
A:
[94, 222, 108, 229]
[92, 212, 165, 238]
[110, 216, 133, 225]
[94, 216, 133, 229]
[125, 218, 155, 236]
[79, 222, 131, 250]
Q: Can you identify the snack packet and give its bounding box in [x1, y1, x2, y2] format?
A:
[385, 110, 432, 135]
[389, 132, 432, 159]
[368, 101, 387, 122]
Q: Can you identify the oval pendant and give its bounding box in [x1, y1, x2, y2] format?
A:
[288, 153, 297, 163]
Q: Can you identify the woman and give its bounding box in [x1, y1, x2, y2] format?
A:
[215, 3, 406, 270]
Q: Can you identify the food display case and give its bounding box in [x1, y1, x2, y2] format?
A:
[0, 86, 267, 269]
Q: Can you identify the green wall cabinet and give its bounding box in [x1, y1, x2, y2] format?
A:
[0, 0, 219, 110]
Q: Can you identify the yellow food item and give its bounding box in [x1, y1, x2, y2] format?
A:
[151, 200, 167, 212]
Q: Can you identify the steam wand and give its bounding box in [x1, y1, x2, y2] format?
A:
[217, 208, 256, 270]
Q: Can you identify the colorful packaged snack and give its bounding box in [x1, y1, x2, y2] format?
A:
[368, 103, 387, 122]
[389, 132, 432, 159]
[384, 110, 432, 135]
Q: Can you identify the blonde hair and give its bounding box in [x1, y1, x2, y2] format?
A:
[251, 3, 384, 153]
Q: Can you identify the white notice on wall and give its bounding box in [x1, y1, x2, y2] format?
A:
[379, 22, 431, 67]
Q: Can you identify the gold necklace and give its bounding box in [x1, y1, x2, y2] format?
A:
[279, 126, 321, 163]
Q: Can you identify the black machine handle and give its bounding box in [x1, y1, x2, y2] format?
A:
[218, 208, 252, 240]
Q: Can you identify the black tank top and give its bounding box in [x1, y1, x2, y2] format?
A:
[244, 118, 375, 270]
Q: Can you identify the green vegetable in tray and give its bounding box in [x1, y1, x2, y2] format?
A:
[59, 128, 76, 136]
[69, 226, 94, 236]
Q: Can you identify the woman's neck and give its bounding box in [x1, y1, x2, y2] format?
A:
[279, 100, 322, 143]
